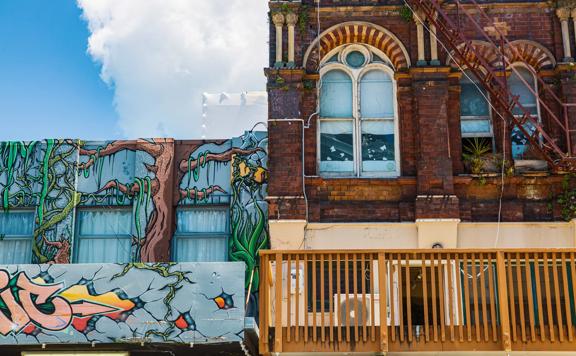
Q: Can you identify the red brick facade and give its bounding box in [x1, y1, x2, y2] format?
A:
[267, 0, 576, 223]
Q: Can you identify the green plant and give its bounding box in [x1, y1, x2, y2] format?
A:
[557, 174, 576, 221]
[462, 138, 492, 175]
[399, 5, 413, 23]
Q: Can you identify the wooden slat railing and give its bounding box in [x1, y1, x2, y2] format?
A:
[259, 249, 576, 354]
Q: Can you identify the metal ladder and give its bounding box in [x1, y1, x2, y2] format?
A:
[406, 0, 576, 171]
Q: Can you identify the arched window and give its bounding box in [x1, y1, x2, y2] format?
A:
[460, 70, 493, 151]
[319, 45, 399, 177]
[509, 66, 539, 160]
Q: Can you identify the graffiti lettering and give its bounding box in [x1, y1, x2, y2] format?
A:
[0, 270, 72, 335]
[0, 269, 127, 336]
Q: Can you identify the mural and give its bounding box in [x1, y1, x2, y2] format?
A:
[0, 262, 245, 345]
[0, 131, 268, 320]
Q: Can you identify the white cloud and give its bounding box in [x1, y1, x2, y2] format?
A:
[77, 0, 268, 139]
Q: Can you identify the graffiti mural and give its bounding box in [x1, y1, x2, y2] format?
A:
[0, 132, 269, 268]
[0, 263, 245, 345]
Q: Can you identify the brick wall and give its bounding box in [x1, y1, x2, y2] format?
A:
[267, 0, 575, 223]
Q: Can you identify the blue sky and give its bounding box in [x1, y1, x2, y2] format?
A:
[0, 0, 120, 141]
[0, 0, 268, 141]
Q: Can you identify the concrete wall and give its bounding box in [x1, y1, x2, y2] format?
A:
[269, 220, 576, 249]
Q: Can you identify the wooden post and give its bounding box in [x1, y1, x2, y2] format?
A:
[378, 252, 389, 352]
[496, 252, 512, 352]
[275, 253, 284, 352]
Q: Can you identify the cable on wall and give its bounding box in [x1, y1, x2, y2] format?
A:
[404, 1, 507, 248]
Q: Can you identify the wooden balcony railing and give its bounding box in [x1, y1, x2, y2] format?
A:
[259, 250, 576, 354]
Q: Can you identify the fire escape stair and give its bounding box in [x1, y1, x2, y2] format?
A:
[405, 0, 576, 171]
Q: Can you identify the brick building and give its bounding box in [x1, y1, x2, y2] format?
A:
[261, 0, 576, 354]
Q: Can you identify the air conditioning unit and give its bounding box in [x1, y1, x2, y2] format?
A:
[333, 294, 381, 326]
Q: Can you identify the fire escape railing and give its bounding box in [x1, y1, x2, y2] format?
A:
[406, 0, 576, 171]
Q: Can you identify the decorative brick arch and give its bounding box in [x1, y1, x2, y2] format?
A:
[303, 22, 411, 72]
[446, 40, 501, 70]
[504, 40, 556, 71]
[447, 40, 556, 72]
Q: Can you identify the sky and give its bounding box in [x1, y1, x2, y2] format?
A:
[0, 0, 268, 141]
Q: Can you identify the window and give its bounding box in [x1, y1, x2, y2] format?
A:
[0, 210, 34, 264]
[319, 45, 399, 177]
[74, 209, 132, 263]
[172, 207, 229, 262]
[509, 66, 540, 160]
[460, 70, 493, 151]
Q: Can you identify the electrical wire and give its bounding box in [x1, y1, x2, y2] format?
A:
[404, 1, 507, 248]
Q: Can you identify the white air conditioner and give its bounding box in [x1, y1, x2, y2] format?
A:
[333, 294, 381, 327]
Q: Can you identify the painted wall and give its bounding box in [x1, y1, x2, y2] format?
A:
[0, 262, 244, 345]
[0, 132, 268, 316]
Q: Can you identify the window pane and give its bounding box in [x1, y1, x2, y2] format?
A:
[174, 236, 227, 262]
[0, 211, 34, 264]
[77, 210, 132, 236]
[319, 120, 354, 172]
[320, 70, 353, 118]
[0, 211, 34, 236]
[361, 120, 396, 173]
[0, 240, 32, 264]
[460, 71, 489, 117]
[76, 237, 132, 263]
[461, 119, 492, 135]
[346, 51, 365, 68]
[509, 67, 538, 116]
[176, 208, 228, 233]
[511, 122, 537, 159]
[360, 70, 394, 118]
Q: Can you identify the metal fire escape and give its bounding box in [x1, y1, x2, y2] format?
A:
[406, 0, 576, 171]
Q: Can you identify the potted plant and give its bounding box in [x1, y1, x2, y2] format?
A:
[462, 137, 499, 175]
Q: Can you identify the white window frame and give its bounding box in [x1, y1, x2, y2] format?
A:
[508, 63, 542, 160]
[459, 69, 494, 140]
[317, 44, 401, 178]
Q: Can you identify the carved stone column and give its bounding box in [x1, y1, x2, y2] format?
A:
[272, 13, 285, 68]
[286, 13, 298, 68]
[430, 12, 440, 66]
[557, 7, 573, 62]
[414, 11, 428, 66]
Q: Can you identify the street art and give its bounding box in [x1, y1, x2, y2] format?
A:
[0, 263, 245, 345]
[0, 132, 269, 269]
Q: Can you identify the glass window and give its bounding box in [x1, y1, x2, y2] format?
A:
[346, 51, 366, 68]
[319, 120, 354, 173]
[361, 120, 396, 172]
[318, 46, 399, 177]
[460, 71, 492, 138]
[360, 70, 394, 118]
[509, 67, 539, 159]
[75, 209, 132, 263]
[320, 70, 353, 118]
[173, 207, 229, 262]
[0, 211, 34, 264]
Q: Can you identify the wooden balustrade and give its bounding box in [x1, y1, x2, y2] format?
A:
[259, 249, 576, 354]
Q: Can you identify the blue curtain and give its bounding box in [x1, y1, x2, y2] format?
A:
[75, 210, 132, 263]
[320, 70, 353, 118]
[174, 208, 228, 262]
[0, 211, 34, 264]
[360, 70, 394, 118]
